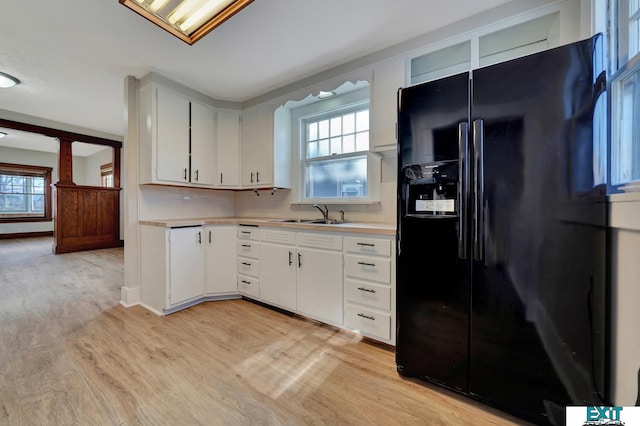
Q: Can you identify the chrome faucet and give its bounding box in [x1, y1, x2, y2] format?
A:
[313, 204, 329, 220]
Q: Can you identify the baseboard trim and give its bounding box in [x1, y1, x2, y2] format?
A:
[0, 231, 53, 240]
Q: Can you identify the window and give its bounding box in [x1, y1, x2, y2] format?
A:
[0, 163, 52, 222]
[609, 0, 640, 188]
[302, 105, 374, 200]
[101, 162, 114, 187]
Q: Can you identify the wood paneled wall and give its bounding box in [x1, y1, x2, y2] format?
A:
[52, 184, 121, 254]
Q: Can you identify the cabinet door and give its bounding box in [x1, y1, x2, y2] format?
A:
[371, 59, 405, 151]
[296, 247, 343, 325]
[156, 86, 190, 183]
[169, 227, 204, 306]
[191, 101, 216, 186]
[205, 226, 237, 294]
[260, 242, 296, 311]
[241, 103, 274, 187]
[216, 110, 241, 187]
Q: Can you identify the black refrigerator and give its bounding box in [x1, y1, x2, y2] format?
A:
[396, 35, 609, 425]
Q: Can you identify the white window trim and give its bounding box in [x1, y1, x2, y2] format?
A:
[608, 0, 640, 192]
[289, 88, 381, 205]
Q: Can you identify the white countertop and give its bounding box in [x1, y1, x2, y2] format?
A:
[139, 217, 396, 235]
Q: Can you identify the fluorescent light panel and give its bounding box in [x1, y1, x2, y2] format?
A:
[120, 0, 253, 45]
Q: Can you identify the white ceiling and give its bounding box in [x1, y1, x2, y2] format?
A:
[0, 0, 511, 142]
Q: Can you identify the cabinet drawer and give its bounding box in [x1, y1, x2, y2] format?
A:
[237, 240, 259, 258]
[344, 304, 391, 341]
[344, 237, 391, 257]
[237, 276, 259, 298]
[260, 228, 295, 244]
[345, 255, 391, 284]
[237, 226, 259, 240]
[344, 279, 391, 311]
[237, 258, 260, 277]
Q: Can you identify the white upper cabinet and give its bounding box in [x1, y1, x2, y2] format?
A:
[190, 100, 216, 186]
[371, 58, 405, 152]
[155, 85, 190, 184]
[241, 102, 273, 187]
[216, 110, 242, 187]
[241, 102, 291, 189]
[138, 79, 216, 188]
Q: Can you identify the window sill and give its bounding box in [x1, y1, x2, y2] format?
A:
[609, 192, 640, 232]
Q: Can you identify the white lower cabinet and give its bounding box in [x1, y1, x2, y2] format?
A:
[255, 229, 343, 325]
[237, 225, 260, 298]
[235, 227, 396, 344]
[169, 226, 205, 305]
[343, 235, 396, 345]
[296, 246, 343, 325]
[259, 229, 296, 311]
[205, 225, 237, 295]
[139, 224, 205, 314]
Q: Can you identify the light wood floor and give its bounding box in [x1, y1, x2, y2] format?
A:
[0, 237, 528, 425]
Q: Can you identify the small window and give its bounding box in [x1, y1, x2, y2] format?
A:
[302, 106, 372, 200]
[0, 163, 52, 222]
[101, 162, 114, 187]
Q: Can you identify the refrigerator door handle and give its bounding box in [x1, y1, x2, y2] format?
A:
[457, 121, 469, 259]
[473, 119, 484, 261]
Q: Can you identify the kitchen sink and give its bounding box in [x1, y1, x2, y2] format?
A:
[307, 219, 350, 224]
[270, 218, 350, 225]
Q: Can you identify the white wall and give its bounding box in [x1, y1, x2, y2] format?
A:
[80, 146, 113, 186]
[609, 195, 640, 405]
[0, 146, 57, 235]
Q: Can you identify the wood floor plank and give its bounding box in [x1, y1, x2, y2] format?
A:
[0, 237, 529, 425]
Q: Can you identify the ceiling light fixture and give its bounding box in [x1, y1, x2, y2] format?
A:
[120, 0, 254, 45]
[0, 71, 20, 88]
[317, 91, 336, 99]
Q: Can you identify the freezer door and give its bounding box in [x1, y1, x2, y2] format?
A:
[469, 36, 607, 423]
[396, 72, 472, 391]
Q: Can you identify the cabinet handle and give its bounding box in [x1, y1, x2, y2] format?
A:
[195, 169, 199, 182]
[298, 252, 302, 268]
[241, 244, 251, 248]
[184, 168, 188, 180]
[250, 172, 254, 183]
[256, 171, 260, 183]
[288, 251, 293, 266]
[220, 173, 223, 184]
[241, 262, 251, 266]
[357, 242, 375, 247]
[357, 261, 376, 267]
[357, 313, 375, 321]
[197, 231, 202, 244]
[241, 280, 251, 285]
[240, 231, 251, 234]
[209, 230, 212, 244]
[357, 287, 376, 294]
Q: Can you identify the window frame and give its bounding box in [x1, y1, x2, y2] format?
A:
[608, 0, 640, 192]
[292, 90, 381, 205]
[0, 163, 53, 223]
